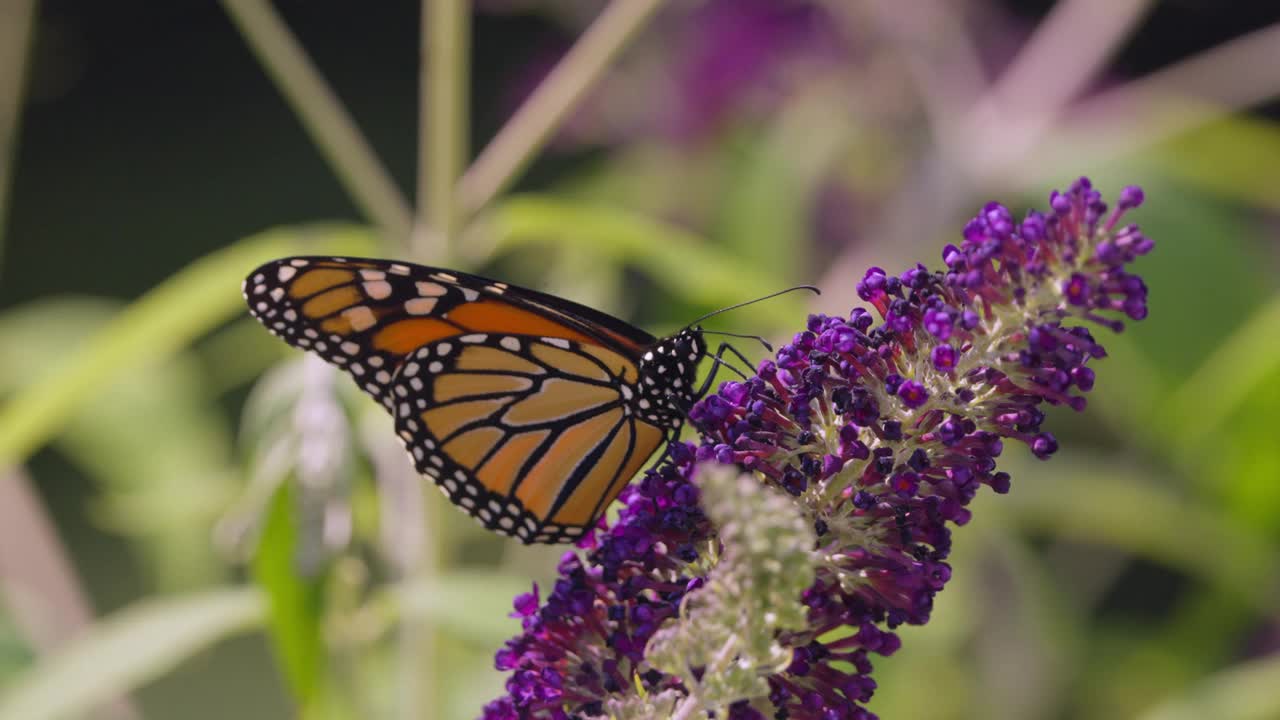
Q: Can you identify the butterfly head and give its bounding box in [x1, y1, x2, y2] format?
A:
[636, 327, 706, 429]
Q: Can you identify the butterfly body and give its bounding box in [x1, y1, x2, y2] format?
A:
[243, 256, 707, 543]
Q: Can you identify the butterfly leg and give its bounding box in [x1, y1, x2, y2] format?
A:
[718, 342, 757, 376]
[650, 427, 682, 472]
[695, 341, 755, 398]
[652, 342, 766, 470]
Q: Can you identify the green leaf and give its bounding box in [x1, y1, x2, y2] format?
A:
[1212, 369, 1280, 530]
[995, 455, 1279, 610]
[252, 482, 328, 711]
[1080, 585, 1261, 717]
[1113, 182, 1269, 381]
[0, 223, 378, 468]
[1142, 114, 1280, 212]
[1160, 291, 1280, 457]
[1136, 653, 1280, 720]
[0, 589, 263, 720]
[386, 572, 531, 648]
[198, 316, 293, 395]
[710, 97, 848, 284]
[0, 563, 542, 720]
[0, 298, 240, 588]
[0, 612, 33, 684]
[478, 196, 806, 327]
[712, 128, 808, 283]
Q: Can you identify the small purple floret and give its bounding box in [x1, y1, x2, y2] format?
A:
[897, 380, 929, 409]
[931, 345, 957, 372]
[923, 308, 954, 341]
[1117, 185, 1145, 210]
[511, 585, 540, 618]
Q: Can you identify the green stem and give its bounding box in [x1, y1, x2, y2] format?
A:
[221, 0, 413, 244]
[416, 0, 470, 262]
[0, 0, 37, 270]
[402, 0, 473, 716]
[392, 417, 440, 720]
[1159, 291, 1280, 467]
[456, 0, 667, 218]
[396, 495, 438, 720]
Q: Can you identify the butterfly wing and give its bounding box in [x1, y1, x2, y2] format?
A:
[244, 255, 678, 542]
[389, 333, 666, 543]
[243, 256, 656, 408]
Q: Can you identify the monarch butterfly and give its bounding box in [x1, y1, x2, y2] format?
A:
[243, 256, 806, 543]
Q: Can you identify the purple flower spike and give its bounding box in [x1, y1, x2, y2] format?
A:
[484, 179, 1152, 720]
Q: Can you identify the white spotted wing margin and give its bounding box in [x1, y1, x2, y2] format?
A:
[387, 332, 666, 544]
[242, 256, 661, 413]
[242, 256, 482, 408]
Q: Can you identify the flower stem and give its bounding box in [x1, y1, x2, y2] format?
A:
[456, 0, 667, 218]
[0, 0, 36, 270]
[221, 0, 413, 245]
[669, 692, 703, 720]
[416, 0, 470, 261]
[402, 0, 473, 715]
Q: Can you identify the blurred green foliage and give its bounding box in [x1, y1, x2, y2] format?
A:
[2, 2, 1279, 720]
[253, 484, 330, 714]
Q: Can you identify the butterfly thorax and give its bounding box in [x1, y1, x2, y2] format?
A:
[633, 327, 706, 430]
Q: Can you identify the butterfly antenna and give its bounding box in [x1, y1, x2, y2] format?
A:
[701, 329, 774, 353]
[686, 285, 820, 329]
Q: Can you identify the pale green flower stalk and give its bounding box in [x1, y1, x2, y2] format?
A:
[641, 465, 815, 718]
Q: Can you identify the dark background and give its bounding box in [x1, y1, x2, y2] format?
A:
[8, 0, 1279, 306]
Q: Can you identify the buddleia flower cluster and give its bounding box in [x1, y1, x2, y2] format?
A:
[482, 178, 1153, 719]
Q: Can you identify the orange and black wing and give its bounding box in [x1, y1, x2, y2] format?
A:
[244, 256, 676, 542]
[243, 256, 655, 407]
[389, 333, 667, 543]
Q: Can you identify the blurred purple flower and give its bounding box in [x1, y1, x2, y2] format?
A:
[666, 0, 844, 139]
[483, 178, 1152, 718]
[484, 0, 848, 147]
